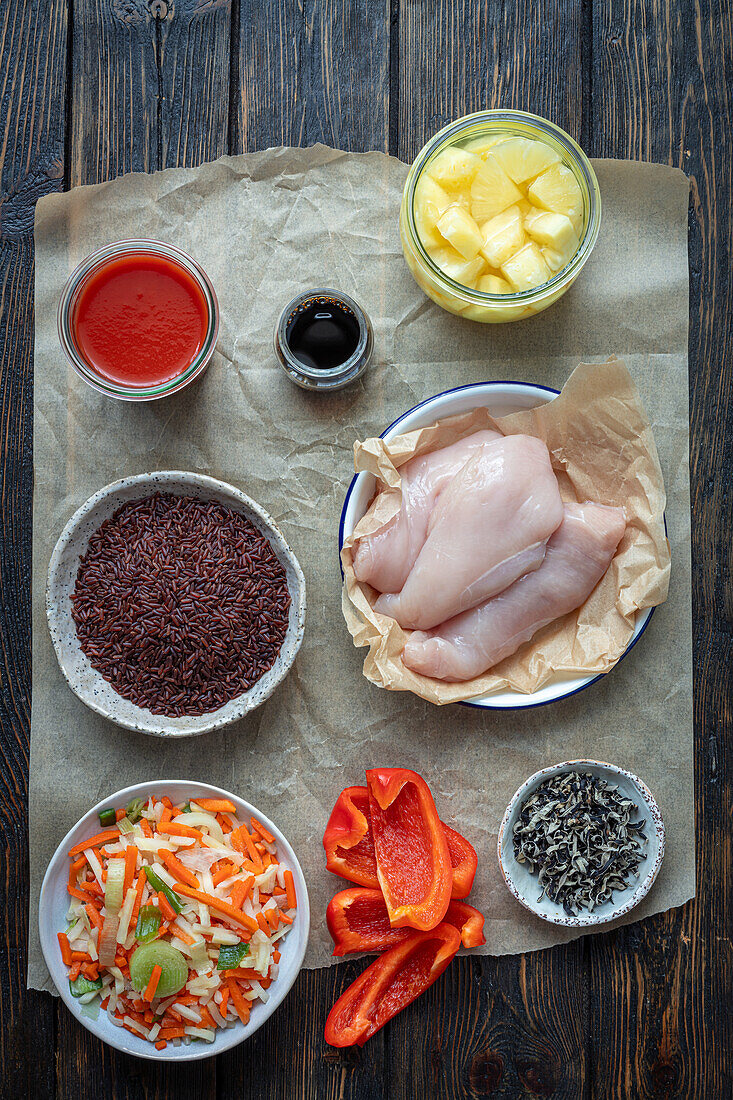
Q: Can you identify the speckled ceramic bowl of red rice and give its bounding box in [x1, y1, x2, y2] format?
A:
[46, 471, 306, 737]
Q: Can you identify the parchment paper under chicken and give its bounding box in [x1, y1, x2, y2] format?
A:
[340, 358, 670, 705]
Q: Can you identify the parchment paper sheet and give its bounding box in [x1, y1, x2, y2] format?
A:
[341, 358, 671, 703]
[29, 147, 693, 991]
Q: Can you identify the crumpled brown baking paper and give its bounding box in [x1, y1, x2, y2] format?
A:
[341, 358, 670, 703]
[29, 147, 693, 990]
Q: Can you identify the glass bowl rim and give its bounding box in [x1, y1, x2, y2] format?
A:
[57, 238, 220, 401]
[402, 109, 602, 306]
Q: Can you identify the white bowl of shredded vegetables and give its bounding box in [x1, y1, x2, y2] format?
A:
[39, 780, 310, 1061]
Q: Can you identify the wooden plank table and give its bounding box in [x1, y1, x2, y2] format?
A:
[1, 2, 730, 1096]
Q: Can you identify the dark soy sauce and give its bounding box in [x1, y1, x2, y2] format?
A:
[286, 298, 360, 371]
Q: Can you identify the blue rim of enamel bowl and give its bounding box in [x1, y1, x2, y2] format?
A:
[338, 379, 656, 711]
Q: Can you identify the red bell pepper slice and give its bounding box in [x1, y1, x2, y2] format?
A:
[324, 922, 461, 1047]
[323, 785, 478, 898]
[366, 767, 452, 931]
[322, 786, 377, 888]
[327, 888, 486, 955]
[442, 823, 478, 899]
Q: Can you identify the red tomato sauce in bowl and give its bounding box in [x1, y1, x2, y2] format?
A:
[58, 240, 218, 400]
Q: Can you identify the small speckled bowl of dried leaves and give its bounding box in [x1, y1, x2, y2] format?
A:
[497, 760, 665, 928]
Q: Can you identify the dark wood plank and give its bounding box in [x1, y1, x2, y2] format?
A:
[396, 0, 588, 164]
[587, 2, 732, 1095]
[235, 0, 391, 154]
[0, 1, 69, 1095]
[56, 2, 231, 1095]
[69, 0, 231, 185]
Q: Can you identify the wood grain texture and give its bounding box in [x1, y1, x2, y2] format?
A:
[396, 0, 588, 163]
[69, 0, 231, 184]
[587, 2, 733, 1096]
[0, 2, 68, 1096]
[1, 0, 731, 1097]
[235, 0, 390, 153]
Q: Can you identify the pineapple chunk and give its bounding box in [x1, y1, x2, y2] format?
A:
[543, 246, 573, 273]
[479, 205, 525, 268]
[490, 137, 561, 184]
[436, 205, 483, 259]
[477, 273, 512, 294]
[426, 147, 481, 191]
[462, 133, 507, 158]
[470, 154, 523, 222]
[414, 175, 452, 249]
[429, 245, 486, 286]
[525, 210, 578, 254]
[527, 164, 584, 231]
[501, 241, 552, 291]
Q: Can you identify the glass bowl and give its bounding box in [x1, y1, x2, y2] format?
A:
[399, 110, 601, 323]
[57, 239, 220, 400]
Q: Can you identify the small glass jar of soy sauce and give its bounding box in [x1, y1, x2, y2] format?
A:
[274, 288, 373, 391]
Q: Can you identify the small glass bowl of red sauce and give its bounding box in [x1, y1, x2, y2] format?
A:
[58, 239, 219, 400]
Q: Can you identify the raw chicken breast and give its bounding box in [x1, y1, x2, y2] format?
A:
[374, 434, 563, 631]
[352, 430, 501, 594]
[402, 501, 626, 681]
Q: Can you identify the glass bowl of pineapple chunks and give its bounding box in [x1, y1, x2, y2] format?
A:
[400, 110, 601, 323]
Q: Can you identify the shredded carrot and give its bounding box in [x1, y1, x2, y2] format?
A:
[198, 1004, 218, 1029]
[283, 870, 297, 909]
[278, 911, 294, 926]
[241, 830, 264, 872]
[194, 798, 237, 814]
[157, 891, 177, 922]
[272, 950, 281, 963]
[143, 964, 162, 1002]
[159, 805, 172, 827]
[68, 829, 120, 858]
[157, 821, 203, 840]
[85, 903, 103, 930]
[130, 872, 146, 924]
[144, 1009, 154, 1025]
[168, 923, 196, 946]
[256, 912, 270, 935]
[161, 849, 200, 890]
[219, 988, 229, 1016]
[228, 875, 254, 910]
[159, 1027, 186, 1040]
[68, 961, 82, 981]
[80, 880, 104, 896]
[170, 882, 259, 931]
[265, 908, 279, 932]
[115, 808, 126, 822]
[250, 816, 275, 844]
[58, 932, 72, 966]
[82, 962, 100, 980]
[227, 980, 252, 1026]
[70, 951, 90, 962]
[242, 859, 260, 875]
[216, 813, 233, 833]
[71, 854, 87, 873]
[154, 921, 170, 940]
[212, 860, 236, 885]
[123, 845, 138, 894]
[222, 967, 263, 980]
[140, 817, 153, 838]
[155, 1040, 167, 1051]
[161, 796, 173, 809]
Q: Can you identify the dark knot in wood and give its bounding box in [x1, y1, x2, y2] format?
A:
[515, 1057, 557, 1097]
[468, 1050, 504, 1094]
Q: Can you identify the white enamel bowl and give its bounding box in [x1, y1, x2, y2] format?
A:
[497, 759, 665, 927]
[339, 381, 653, 709]
[39, 780, 310, 1061]
[47, 471, 306, 736]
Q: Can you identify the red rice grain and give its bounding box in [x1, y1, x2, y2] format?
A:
[71, 493, 291, 716]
